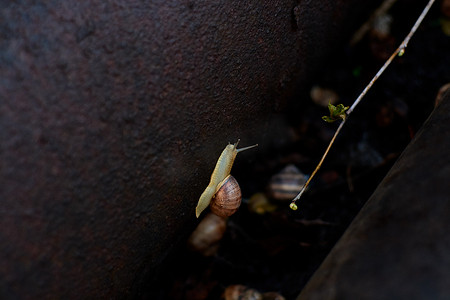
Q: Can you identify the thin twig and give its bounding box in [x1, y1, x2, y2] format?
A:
[290, 0, 436, 209]
[292, 120, 346, 203]
[348, 0, 435, 115]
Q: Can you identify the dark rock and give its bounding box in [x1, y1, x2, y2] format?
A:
[0, 0, 377, 298]
[297, 90, 450, 300]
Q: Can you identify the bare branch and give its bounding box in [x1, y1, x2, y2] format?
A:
[290, 0, 436, 209]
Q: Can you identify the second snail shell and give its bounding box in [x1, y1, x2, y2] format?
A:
[210, 175, 242, 217]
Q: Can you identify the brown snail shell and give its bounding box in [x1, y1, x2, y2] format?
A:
[187, 212, 227, 256]
[210, 175, 242, 217]
[223, 284, 262, 300]
[222, 285, 286, 300]
[268, 164, 308, 201]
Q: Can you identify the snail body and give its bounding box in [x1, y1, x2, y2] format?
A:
[196, 140, 257, 218]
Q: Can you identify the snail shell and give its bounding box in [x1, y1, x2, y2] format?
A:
[223, 285, 262, 300]
[268, 164, 308, 201]
[187, 212, 227, 256]
[223, 285, 286, 300]
[210, 175, 242, 218]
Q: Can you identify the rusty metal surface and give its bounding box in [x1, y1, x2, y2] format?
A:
[297, 91, 450, 300]
[0, 0, 378, 298]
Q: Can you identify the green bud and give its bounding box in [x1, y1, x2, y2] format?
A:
[322, 103, 349, 123]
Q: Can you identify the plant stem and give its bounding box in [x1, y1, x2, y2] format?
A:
[290, 0, 436, 208]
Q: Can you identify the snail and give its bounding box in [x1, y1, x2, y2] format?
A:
[187, 212, 227, 256]
[196, 140, 258, 218]
[222, 285, 286, 300]
[223, 285, 262, 300]
[267, 164, 308, 201]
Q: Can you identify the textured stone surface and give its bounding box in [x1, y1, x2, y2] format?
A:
[0, 0, 377, 298]
[297, 91, 450, 300]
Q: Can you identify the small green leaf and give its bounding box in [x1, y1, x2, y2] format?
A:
[322, 116, 337, 123]
[323, 103, 349, 123]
